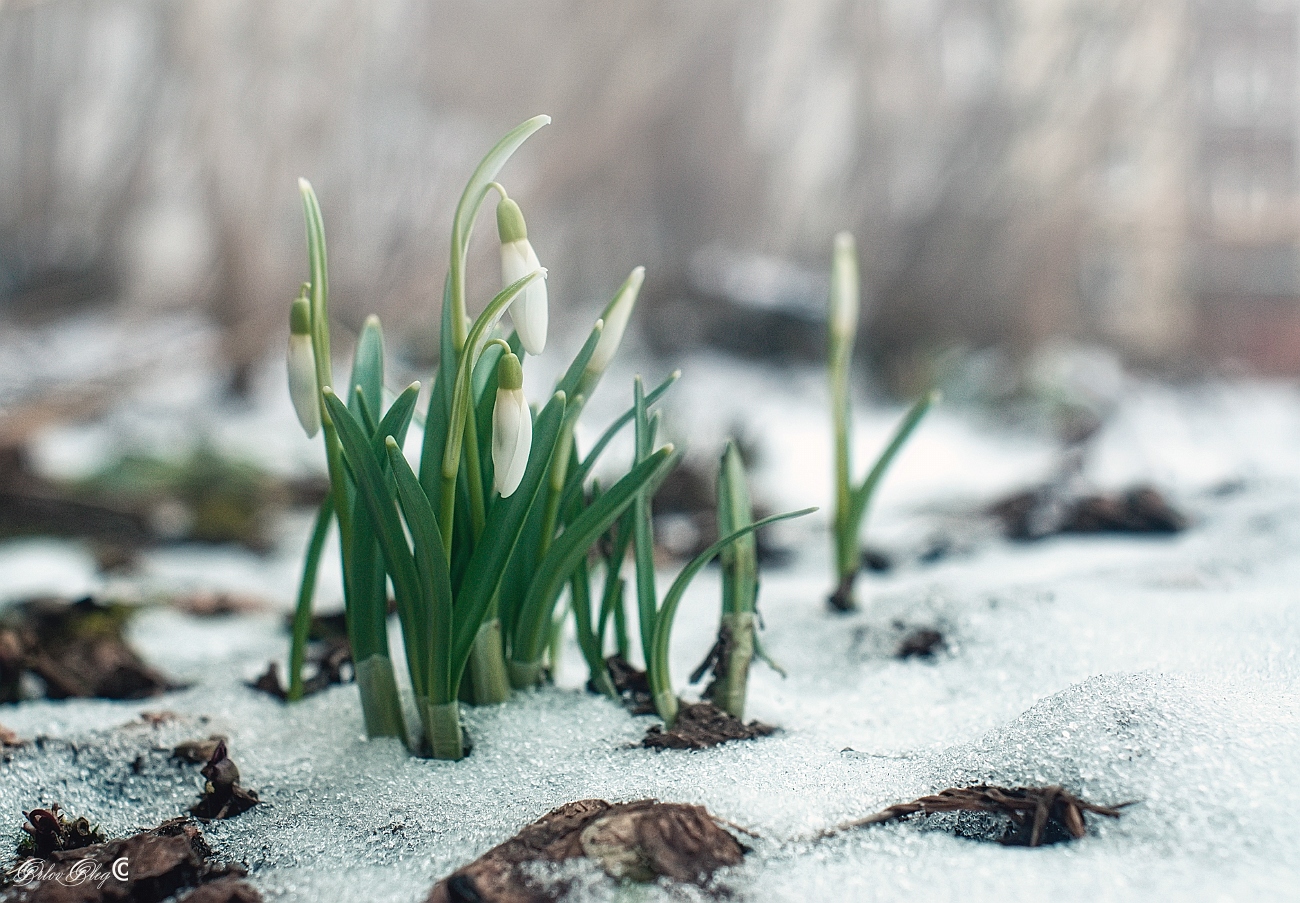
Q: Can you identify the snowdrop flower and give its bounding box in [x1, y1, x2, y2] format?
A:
[287, 288, 320, 438]
[492, 351, 532, 497]
[497, 196, 547, 355]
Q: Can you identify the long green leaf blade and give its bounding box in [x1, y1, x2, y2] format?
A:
[386, 437, 454, 703]
[452, 391, 567, 676]
[648, 507, 817, 715]
[847, 390, 938, 535]
[512, 446, 677, 668]
[322, 388, 429, 699]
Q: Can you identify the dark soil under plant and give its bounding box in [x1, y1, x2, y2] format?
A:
[249, 613, 352, 701]
[827, 785, 1129, 848]
[425, 799, 745, 903]
[641, 701, 776, 750]
[596, 656, 655, 715]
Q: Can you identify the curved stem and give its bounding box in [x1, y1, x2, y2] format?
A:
[437, 271, 543, 550]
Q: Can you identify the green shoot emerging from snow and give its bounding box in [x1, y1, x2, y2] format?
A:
[624, 382, 815, 728]
[827, 231, 937, 613]
[285, 117, 674, 759]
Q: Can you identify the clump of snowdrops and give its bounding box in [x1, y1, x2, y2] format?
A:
[283, 116, 807, 758]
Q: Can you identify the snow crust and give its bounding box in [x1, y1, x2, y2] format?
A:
[3, 330, 1300, 900]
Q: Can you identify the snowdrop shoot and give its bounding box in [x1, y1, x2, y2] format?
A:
[582, 266, 644, 392]
[286, 285, 320, 438]
[826, 230, 936, 612]
[492, 351, 532, 497]
[496, 193, 548, 355]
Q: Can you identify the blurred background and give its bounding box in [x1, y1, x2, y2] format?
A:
[6, 0, 1300, 681]
[6, 0, 1300, 390]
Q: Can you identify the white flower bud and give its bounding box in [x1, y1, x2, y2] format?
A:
[587, 266, 643, 378]
[830, 231, 859, 343]
[492, 352, 532, 497]
[287, 292, 320, 438]
[498, 197, 548, 356]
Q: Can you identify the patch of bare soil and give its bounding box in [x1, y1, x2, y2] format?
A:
[992, 484, 1187, 541]
[895, 627, 945, 659]
[425, 799, 746, 903]
[828, 785, 1129, 847]
[595, 656, 654, 715]
[0, 597, 181, 703]
[1, 814, 258, 903]
[641, 702, 775, 750]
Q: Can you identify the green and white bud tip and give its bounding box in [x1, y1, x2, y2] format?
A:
[492, 352, 532, 497]
[496, 196, 528, 244]
[830, 231, 859, 342]
[587, 266, 644, 377]
[287, 289, 320, 438]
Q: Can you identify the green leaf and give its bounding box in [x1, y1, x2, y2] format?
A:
[287, 494, 334, 702]
[419, 274, 457, 495]
[322, 388, 429, 699]
[385, 438, 454, 703]
[349, 316, 385, 425]
[343, 494, 388, 661]
[632, 377, 659, 666]
[846, 390, 937, 537]
[512, 445, 677, 668]
[451, 391, 567, 682]
[562, 370, 680, 508]
[717, 441, 756, 616]
[553, 319, 603, 402]
[647, 506, 817, 717]
[472, 342, 507, 499]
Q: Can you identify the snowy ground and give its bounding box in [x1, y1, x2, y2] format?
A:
[2, 317, 1300, 900]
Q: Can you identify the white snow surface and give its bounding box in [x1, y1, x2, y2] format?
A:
[2, 333, 1300, 900]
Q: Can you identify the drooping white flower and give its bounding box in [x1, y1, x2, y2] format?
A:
[287, 290, 320, 438]
[491, 351, 532, 497]
[497, 196, 548, 356]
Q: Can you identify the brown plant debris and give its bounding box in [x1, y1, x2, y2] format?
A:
[831, 785, 1129, 847]
[248, 613, 352, 701]
[189, 741, 259, 821]
[424, 799, 745, 903]
[895, 628, 945, 659]
[992, 484, 1187, 541]
[17, 805, 105, 858]
[172, 736, 227, 765]
[641, 701, 775, 750]
[0, 596, 181, 703]
[596, 656, 655, 715]
[0, 723, 25, 748]
[2, 815, 257, 903]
